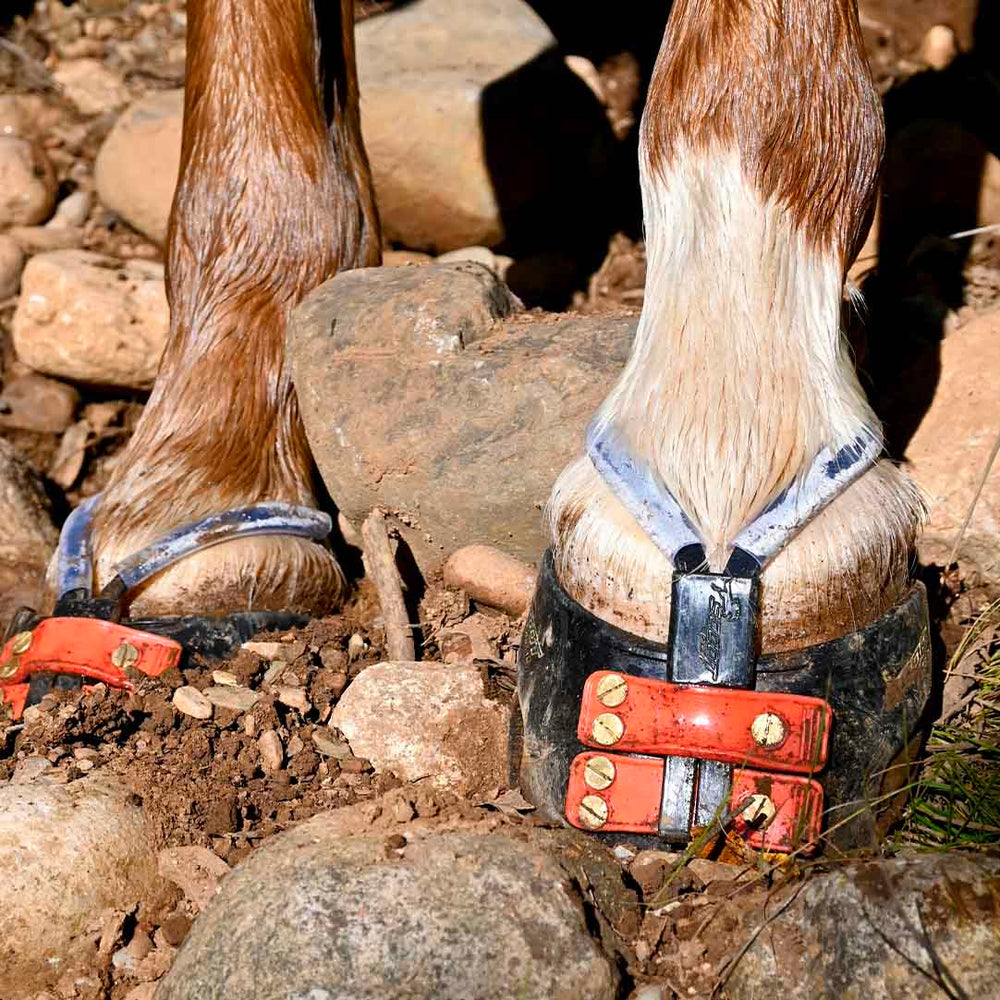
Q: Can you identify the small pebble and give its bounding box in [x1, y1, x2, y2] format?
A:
[257, 729, 283, 774]
[262, 662, 285, 685]
[286, 735, 305, 757]
[12, 756, 53, 783]
[311, 730, 353, 759]
[212, 670, 238, 687]
[203, 685, 260, 713]
[319, 644, 347, 671]
[443, 545, 536, 617]
[172, 686, 213, 720]
[159, 914, 191, 948]
[340, 756, 373, 774]
[347, 633, 366, 662]
[275, 686, 310, 713]
[48, 189, 93, 229]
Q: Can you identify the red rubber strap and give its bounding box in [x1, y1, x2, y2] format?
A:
[565, 751, 824, 852]
[0, 617, 182, 691]
[577, 670, 830, 773]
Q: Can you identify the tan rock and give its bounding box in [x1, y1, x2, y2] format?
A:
[157, 846, 231, 911]
[0, 137, 57, 227]
[0, 373, 79, 434]
[908, 309, 1000, 579]
[0, 233, 25, 299]
[6, 225, 85, 254]
[0, 775, 168, 988]
[257, 729, 284, 774]
[330, 660, 510, 795]
[918, 24, 958, 71]
[382, 248, 434, 267]
[443, 544, 536, 617]
[53, 58, 131, 117]
[49, 189, 93, 229]
[12, 250, 168, 388]
[172, 686, 213, 720]
[95, 88, 183, 245]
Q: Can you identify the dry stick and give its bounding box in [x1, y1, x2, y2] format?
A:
[361, 509, 416, 661]
[946, 425, 1000, 568]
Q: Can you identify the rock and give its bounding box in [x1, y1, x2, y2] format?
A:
[52, 59, 131, 117]
[356, 0, 609, 252]
[443, 545, 536, 616]
[157, 825, 618, 1000]
[918, 24, 958, 70]
[94, 88, 183, 245]
[12, 250, 169, 389]
[0, 136, 57, 227]
[383, 248, 434, 267]
[157, 846, 231, 911]
[203, 685, 260, 713]
[330, 660, 509, 794]
[48, 419, 89, 490]
[172, 686, 213, 720]
[211, 669, 237, 686]
[0, 438, 58, 614]
[5, 224, 85, 254]
[436, 245, 506, 276]
[727, 853, 1000, 999]
[0, 775, 167, 988]
[290, 263, 632, 571]
[242, 639, 304, 661]
[257, 730, 284, 774]
[907, 310, 1000, 579]
[311, 729, 352, 759]
[275, 686, 310, 713]
[11, 756, 53, 784]
[0, 374, 79, 434]
[0, 233, 25, 298]
[48, 189, 93, 229]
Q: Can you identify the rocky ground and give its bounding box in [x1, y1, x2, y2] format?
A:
[1, 0, 1000, 998]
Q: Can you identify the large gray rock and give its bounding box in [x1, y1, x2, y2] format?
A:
[0, 774, 168, 993]
[727, 853, 1000, 999]
[290, 262, 633, 571]
[157, 824, 618, 999]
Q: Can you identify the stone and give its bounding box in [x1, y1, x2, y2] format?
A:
[383, 248, 434, 267]
[203, 685, 260, 713]
[443, 545, 537, 616]
[48, 189, 93, 229]
[0, 373, 79, 434]
[157, 846, 231, 911]
[0, 775, 168, 988]
[311, 729, 353, 759]
[257, 730, 284, 774]
[157, 825, 618, 1000]
[0, 136, 57, 227]
[356, 0, 609, 252]
[11, 756, 53, 784]
[12, 250, 169, 389]
[94, 88, 183, 245]
[52, 59, 131, 117]
[0, 233, 25, 298]
[172, 686, 213, 720]
[211, 669, 237, 686]
[330, 660, 509, 794]
[918, 24, 958, 70]
[907, 310, 1000, 579]
[290, 263, 632, 571]
[5, 225, 84, 254]
[0, 438, 58, 614]
[275, 686, 310, 713]
[727, 853, 1000, 999]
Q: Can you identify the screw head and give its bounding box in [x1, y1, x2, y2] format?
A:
[595, 673, 628, 707]
[591, 712, 624, 746]
[584, 755, 616, 790]
[578, 794, 608, 829]
[10, 631, 32, 654]
[742, 793, 777, 827]
[111, 641, 139, 670]
[751, 712, 787, 748]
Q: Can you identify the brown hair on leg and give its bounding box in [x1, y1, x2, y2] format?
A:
[90, 0, 380, 615]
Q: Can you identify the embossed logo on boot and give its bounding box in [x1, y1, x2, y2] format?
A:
[698, 578, 742, 680]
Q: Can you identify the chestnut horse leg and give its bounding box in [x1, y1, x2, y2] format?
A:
[547, 0, 924, 654]
[88, 0, 379, 616]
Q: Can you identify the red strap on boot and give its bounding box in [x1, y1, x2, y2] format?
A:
[0, 618, 181, 720]
[576, 670, 831, 772]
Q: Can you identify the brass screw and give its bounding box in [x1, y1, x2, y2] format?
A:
[595, 673, 628, 708]
[591, 712, 624, 746]
[578, 794, 608, 829]
[751, 712, 787, 748]
[584, 755, 616, 790]
[10, 631, 32, 655]
[111, 641, 139, 670]
[0, 660, 17, 680]
[743, 793, 777, 826]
